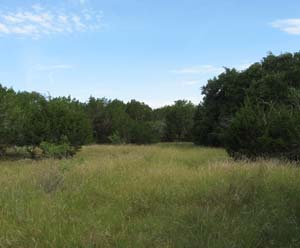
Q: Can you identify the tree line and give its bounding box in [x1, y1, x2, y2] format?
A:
[1, 51, 299, 161]
[0, 85, 196, 158]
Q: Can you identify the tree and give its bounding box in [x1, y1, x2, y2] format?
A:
[47, 97, 93, 147]
[225, 101, 300, 161]
[15, 91, 49, 147]
[165, 100, 195, 141]
[86, 97, 109, 143]
[0, 85, 20, 150]
[194, 51, 300, 161]
[126, 100, 152, 122]
[130, 121, 160, 144]
[193, 68, 248, 146]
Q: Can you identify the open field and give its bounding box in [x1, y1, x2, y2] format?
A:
[0, 143, 300, 247]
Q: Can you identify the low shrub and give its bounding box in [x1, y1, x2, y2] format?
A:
[26, 146, 44, 159]
[40, 142, 76, 159]
[108, 132, 124, 145]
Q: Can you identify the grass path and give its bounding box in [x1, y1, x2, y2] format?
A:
[0, 144, 300, 247]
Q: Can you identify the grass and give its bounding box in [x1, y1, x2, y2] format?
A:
[0, 143, 300, 247]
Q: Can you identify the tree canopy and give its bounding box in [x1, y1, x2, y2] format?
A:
[193, 52, 300, 161]
[0, 84, 196, 157]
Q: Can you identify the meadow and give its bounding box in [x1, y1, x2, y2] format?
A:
[0, 143, 300, 247]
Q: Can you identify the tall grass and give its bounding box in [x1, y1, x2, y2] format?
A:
[0, 143, 299, 247]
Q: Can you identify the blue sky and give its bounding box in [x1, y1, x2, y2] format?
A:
[0, 0, 300, 107]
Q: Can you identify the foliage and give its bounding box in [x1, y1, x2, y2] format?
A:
[165, 100, 196, 141]
[225, 102, 300, 161]
[40, 141, 76, 159]
[126, 99, 152, 121]
[0, 81, 197, 154]
[0, 85, 21, 147]
[130, 121, 160, 144]
[108, 132, 124, 144]
[86, 98, 195, 144]
[194, 51, 300, 160]
[0, 86, 92, 158]
[46, 97, 93, 147]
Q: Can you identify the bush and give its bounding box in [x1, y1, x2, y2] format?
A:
[108, 132, 124, 144]
[224, 102, 300, 161]
[40, 142, 76, 159]
[130, 121, 160, 144]
[46, 97, 93, 147]
[26, 146, 44, 159]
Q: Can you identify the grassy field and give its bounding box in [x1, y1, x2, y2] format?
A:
[0, 143, 300, 247]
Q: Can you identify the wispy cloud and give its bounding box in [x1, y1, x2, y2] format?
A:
[28, 64, 74, 87]
[171, 65, 224, 75]
[0, 4, 104, 38]
[271, 19, 300, 35]
[172, 62, 252, 88]
[172, 62, 251, 76]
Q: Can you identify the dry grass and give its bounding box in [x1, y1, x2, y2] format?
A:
[0, 143, 299, 247]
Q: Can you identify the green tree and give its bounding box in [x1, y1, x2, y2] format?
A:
[126, 100, 152, 121]
[47, 97, 93, 147]
[225, 101, 300, 161]
[86, 97, 109, 143]
[165, 100, 195, 141]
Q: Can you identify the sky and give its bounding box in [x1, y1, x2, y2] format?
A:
[0, 0, 300, 108]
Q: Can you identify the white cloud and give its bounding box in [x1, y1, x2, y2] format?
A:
[0, 23, 9, 33]
[0, 5, 104, 38]
[171, 65, 224, 75]
[271, 19, 300, 35]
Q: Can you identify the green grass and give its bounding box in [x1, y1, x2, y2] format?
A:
[0, 143, 300, 247]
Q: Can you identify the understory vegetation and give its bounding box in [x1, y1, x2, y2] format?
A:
[0, 144, 300, 247]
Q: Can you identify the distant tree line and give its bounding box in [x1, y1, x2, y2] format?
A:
[86, 98, 195, 144]
[193, 52, 300, 161]
[0, 84, 196, 158]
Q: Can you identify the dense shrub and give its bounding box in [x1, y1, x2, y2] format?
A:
[194, 51, 300, 161]
[130, 121, 160, 144]
[40, 141, 76, 159]
[108, 132, 125, 144]
[0, 86, 93, 158]
[224, 102, 300, 161]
